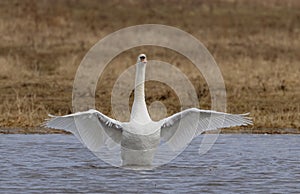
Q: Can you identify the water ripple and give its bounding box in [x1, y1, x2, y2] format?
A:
[0, 134, 299, 193]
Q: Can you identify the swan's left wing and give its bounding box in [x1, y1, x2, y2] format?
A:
[160, 108, 252, 150]
[44, 109, 123, 166]
[151, 108, 252, 166]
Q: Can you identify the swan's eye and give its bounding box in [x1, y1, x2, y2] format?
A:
[140, 56, 145, 60]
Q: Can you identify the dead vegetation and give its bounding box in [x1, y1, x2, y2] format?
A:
[0, 0, 299, 133]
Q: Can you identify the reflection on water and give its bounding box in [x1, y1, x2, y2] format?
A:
[0, 134, 299, 193]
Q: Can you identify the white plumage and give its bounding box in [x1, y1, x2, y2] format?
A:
[45, 54, 252, 167]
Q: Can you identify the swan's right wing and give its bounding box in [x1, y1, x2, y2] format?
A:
[44, 109, 123, 166]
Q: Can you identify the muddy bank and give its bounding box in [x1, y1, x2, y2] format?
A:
[0, 0, 299, 131]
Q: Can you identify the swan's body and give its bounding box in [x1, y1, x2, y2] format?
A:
[45, 54, 252, 167]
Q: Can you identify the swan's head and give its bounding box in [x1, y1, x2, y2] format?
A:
[137, 54, 147, 63]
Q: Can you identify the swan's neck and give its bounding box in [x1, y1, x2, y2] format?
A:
[130, 63, 151, 123]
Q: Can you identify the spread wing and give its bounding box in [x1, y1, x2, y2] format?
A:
[44, 109, 123, 166]
[152, 108, 252, 166]
[161, 108, 252, 148]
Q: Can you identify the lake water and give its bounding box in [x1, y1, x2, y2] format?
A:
[1, 134, 299, 193]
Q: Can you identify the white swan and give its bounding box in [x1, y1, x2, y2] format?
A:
[45, 54, 252, 167]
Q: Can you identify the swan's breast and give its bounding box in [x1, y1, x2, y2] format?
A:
[121, 129, 160, 150]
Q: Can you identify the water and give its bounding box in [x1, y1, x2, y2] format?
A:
[1, 134, 299, 193]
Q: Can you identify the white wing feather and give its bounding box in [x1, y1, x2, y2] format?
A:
[160, 108, 252, 150]
[44, 109, 123, 152]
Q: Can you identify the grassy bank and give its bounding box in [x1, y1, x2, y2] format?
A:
[0, 0, 299, 133]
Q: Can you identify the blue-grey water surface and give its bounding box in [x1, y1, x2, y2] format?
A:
[1, 134, 299, 193]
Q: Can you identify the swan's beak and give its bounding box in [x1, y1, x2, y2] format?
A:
[138, 54, 147, 63]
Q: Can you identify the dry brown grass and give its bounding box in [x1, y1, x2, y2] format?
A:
[0, 0, 299, 133]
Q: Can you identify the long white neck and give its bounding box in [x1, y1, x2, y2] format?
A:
[130, 62, 151, 123]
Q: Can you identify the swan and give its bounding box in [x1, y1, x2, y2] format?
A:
[45, 54, 252, 167]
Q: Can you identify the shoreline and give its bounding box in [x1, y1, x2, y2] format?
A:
[1, 127, 299, 135]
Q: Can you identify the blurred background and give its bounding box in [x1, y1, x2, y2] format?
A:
[0, 0, 299, 133]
